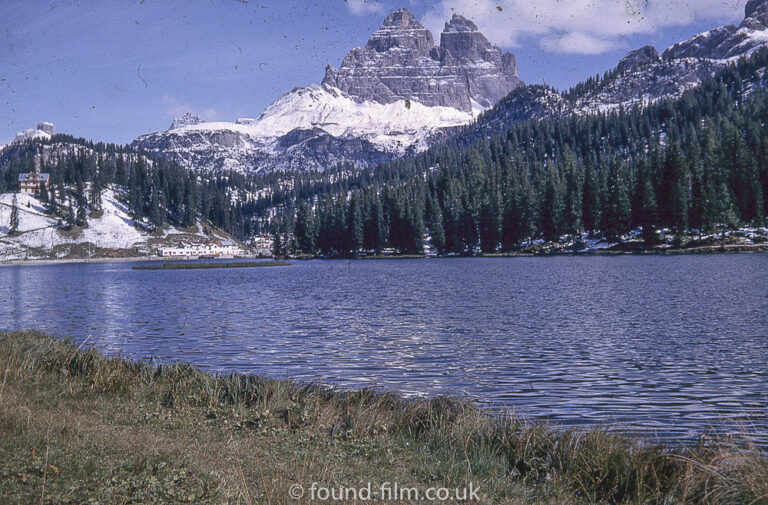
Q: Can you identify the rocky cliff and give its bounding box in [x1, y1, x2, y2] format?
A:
[471, 0, 768, 134]
[322, 9, 522, 112]
[132, 9, 521, 174]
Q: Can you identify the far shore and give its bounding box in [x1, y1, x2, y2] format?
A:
[1, 242, 767, 267]
[0, 255, 267, 268]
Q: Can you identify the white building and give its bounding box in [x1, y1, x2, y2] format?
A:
[18, 169, 51, 194]
[158, 240, 243, 259]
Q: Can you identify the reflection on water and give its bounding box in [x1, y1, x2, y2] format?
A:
[1, 255, 768, 444]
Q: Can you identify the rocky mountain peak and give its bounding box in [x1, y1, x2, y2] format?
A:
[322, 8, 523, 112]
[662, 0, 768, 61]
[36, 122, 55, 136]
[169, 112, 202, 130]
[365, 8, 434, 54]
[746, 0, 768, 19]
[439, 14, 495, 62]
[443, 14, 479, 33]
[617, 46, 661, 73]
[743, 0, 768, 28]
[381, 8, 421, 30]
[13, 121, 55, 143]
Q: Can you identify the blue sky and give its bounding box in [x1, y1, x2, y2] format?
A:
[0, 0, 751, 145]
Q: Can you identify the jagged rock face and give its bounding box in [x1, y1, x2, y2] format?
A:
[36, 122, 55, 136]
[663, 0, 768, 60]
[365, 8, 434, 53]
[322, 9, 523, 112]
[132, 9, 516, 174]
[617, 46, 661, 73]
[746, 0, 768, 24]
[464, 2, 768, 138]
[169, 112, 202, 130]
[13, 122, 55, 143]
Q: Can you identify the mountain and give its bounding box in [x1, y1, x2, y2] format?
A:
[322, 9, 522, 112]
[11, 122, 56, 144]
[131, 8, 523, 174]
[473, 0, 768, 132]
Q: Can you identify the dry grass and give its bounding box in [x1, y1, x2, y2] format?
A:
[1, 330, 767, 504]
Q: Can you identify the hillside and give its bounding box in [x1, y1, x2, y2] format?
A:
[0, 188, 239, 262]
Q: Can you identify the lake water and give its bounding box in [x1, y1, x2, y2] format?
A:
[2, 256, 767, 445]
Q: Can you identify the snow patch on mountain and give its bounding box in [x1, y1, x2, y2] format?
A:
[13, 122, 55, 144]
[132, 84, 477, 173]
[182, 85, 476, 150]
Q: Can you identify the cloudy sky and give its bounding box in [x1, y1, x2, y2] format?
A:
[0, 0, 750, 145]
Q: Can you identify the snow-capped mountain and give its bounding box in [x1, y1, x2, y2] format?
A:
[133, 85, 475, 173]
[131, 8, 522, 174]
[12, 122, 56, 144]
[474, 0, 768, 131]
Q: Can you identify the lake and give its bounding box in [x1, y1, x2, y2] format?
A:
[2, 255, 767, 445]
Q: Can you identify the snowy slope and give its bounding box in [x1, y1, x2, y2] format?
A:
[132, 84, 477, 174]
[0, 188, 214, 261]
[174, 85, 475, 150]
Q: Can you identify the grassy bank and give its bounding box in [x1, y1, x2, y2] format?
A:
[1, 331, 766, 504]
[132, 261, 291, 270]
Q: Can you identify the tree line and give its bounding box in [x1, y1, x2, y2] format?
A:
[264, 49, 768, 256]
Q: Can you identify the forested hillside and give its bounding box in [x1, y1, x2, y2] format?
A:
[253, 49, 768, 256]
[3, 50, 768, 257]
[0, 135, 255, 235]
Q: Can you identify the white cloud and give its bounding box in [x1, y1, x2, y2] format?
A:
[540, 32, 618, 55]
[422, 0, 748, 55]
[345, 0, 385, 16]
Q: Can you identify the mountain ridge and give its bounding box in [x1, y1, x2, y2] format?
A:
[130, 8, 523, 174]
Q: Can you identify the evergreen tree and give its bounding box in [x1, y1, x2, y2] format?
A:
[8, 193, 19, 235]
[426, 194, 446, 253]
[540, 166, 565, 242]
[39, 184, 50, 205]
[347, 193, 364, 254]
[633, 163, 658, 245]
[582, 165, 601, 235]
[89, 176, 103, 212]
[294, 202, 316, 254]
[66, 198, 76, 229]
[602, 160, 632, 240]
[478, 188, 501, 253]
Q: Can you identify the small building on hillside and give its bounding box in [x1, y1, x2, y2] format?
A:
[18, 169, 51, 194]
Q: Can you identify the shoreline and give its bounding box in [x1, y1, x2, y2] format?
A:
[0, 255, 266, 268]
[1, 330, 766, 504]
[1, 242, 766, 267]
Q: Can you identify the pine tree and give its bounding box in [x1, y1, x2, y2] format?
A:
[562, 157, 583, 236]
[633, 164, 658, 245]
[294, 202, 316, 254]
[39, 184, 50, 205]
[602, 160, 631, 240]
[478, 189, 501, 253]
[347, 193, 364, 254]
[89, 176, 103, 212]
[66, 198, 76, 229]
[540, 166, 565, 242]
[426, 194, 446, 253]
[76, 190, 88, 227]
[582, 165, 601, 235]
[8, 193, 19, 235]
